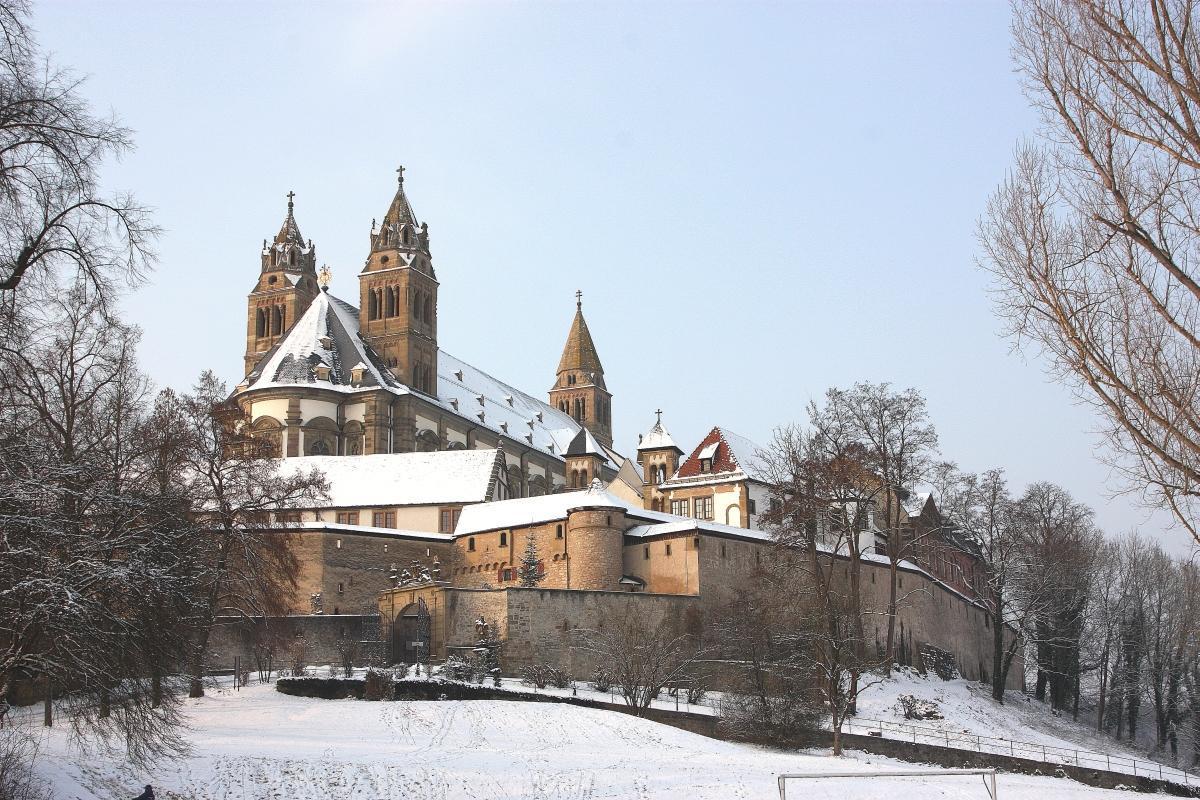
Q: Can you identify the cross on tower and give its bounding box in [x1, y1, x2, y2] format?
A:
[396, 165, 405, 184]
[575, 289, 582, 308]
[655, 409, 662, 425]
[286, 190, 295, 211]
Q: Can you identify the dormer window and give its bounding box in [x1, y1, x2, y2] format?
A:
[314, 364, 332, 382]
[349, 363, 367, 386]
[700, 458, 712, 473]
[567, 374, 576, 386]
[697, 441, 719, 474]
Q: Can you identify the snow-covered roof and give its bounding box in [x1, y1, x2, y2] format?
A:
[566, 427, 608, 461]
[667, 426, 769, 486]
[637, 415, 681, 453]
[625, 518, 774, 542]
[289, 521, 455, 542]
[240, 289, 611, 463]
[453, 486, 628, 536]
[276, 450, 500, 507]
[717, 428, 768, 481]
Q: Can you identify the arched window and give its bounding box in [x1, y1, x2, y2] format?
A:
[385, 288, 395, 317]
[368, 290, 378, 320]
[271, 306, 282, 336]
[255, 308, 266, 337]
[412, 290, 421, 318]
[402, 227, 410, 245]
[289, 250, 296, 266]
[309, 439, 330, 455]
[423, 295, 433, 325]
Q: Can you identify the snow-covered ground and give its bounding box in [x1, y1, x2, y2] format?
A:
[849, 668, 1191, 781]
[21, 678, 1151, 800]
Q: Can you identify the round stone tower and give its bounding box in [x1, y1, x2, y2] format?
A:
[565, 495, 626, 591]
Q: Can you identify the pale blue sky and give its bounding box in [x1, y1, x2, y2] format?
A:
[32, 0, 1191, 551]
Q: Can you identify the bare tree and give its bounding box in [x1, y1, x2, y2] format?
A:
[175, 371, 328, 697]
[0, 292, 199, 761]
[757, 423, 892, 754]
[808, 384, 939, 672]
[1010, 482, 1102, 714]
[573, 611, 702, 716]
[0, 1, 156, 305]
[980, 0, 1200, 542]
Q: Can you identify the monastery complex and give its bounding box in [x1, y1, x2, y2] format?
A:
[223, 170, 1022, 688]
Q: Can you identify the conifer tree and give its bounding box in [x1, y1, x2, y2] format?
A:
[517, 533, 542, 587]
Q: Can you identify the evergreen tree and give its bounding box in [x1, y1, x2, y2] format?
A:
[517, 533, 543, 587]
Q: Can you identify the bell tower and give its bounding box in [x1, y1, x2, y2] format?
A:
[359, 166, 438, 395]
[245, 191, 319, 375]
[549, 292, 613, 449]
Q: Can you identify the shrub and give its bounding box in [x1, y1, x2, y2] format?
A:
[288, 636, 309, 676]
[590, 667, 614, 693]
[546, 666, 572, 689]
[439, 656, 477, 683]
[685, 679, 708, 705]
[363, 669, 394, 701]
[520, 664, 550, 689]
[897, 694, 943, 720]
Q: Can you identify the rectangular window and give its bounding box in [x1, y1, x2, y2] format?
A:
[671, 499, 691, 517]
[500, 531, 508, 547]
[278, 511, 301, 524]
[372, 511, 396, 528]
[383, 543, 388, 553]
[335, 538, 342, 549]
[695, 496, 713, 520]
[747, 498, 756, 515]
[665, 542, 672, 556]
[556, 524, 564, 539]
[643, 545, 649, 560]
[439, 507, 461, 533]
[720, 543, 727, 558]
[335, 512, 358, 525]
[468, 537, 475, 552]
[502, 568, 512, 582]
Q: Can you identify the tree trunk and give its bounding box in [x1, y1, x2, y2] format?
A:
[43, 679, 52, 727]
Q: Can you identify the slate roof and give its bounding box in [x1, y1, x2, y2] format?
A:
[240, 290, 616, 464]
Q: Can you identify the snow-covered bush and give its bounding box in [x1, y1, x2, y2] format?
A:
[439, 656, 477, 683]
[897, 693, 943, 720]
[546, 666, 572, 689]
[520, 664, 551, 689]
[590, 667, 614, 693]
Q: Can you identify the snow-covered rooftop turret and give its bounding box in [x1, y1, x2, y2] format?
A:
[637, 410, 682, 453]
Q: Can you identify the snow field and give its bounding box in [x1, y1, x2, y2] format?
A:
[25, 679, 1143, 800]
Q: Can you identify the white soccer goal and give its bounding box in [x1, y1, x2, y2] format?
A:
[777, 767, 998, 800]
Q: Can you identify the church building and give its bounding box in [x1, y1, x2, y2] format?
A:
[235, 170, 630, 498]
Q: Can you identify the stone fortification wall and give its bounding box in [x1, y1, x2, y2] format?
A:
[470, 587, 703, 676]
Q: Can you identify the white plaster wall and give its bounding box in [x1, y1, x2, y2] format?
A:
[714, 485, 741, 528]
[299, 398, 340, 424]
[252, 398, 289, 423]
[747, 482, 771, 531]
[344, 403, 365, 423]
[445, 426, 468, 446]
[415, 413, 438, 432]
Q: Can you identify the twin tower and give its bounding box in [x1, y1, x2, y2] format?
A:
[242, 170, 614, 450]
